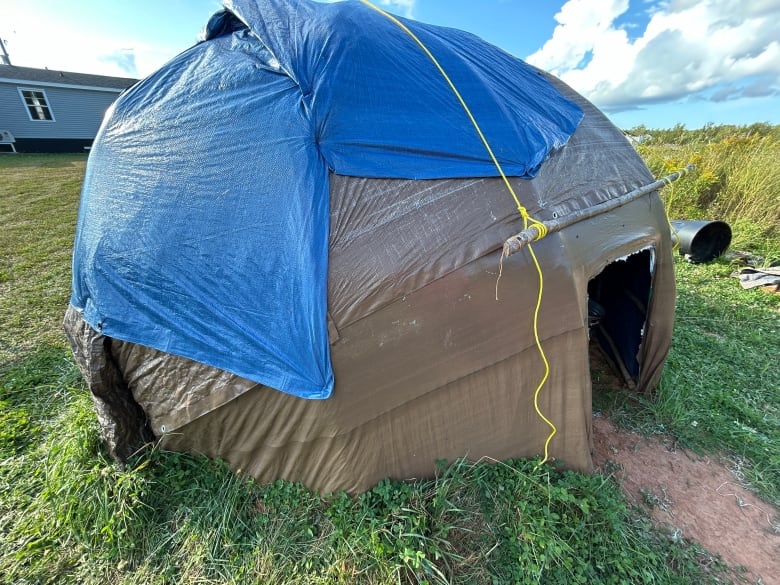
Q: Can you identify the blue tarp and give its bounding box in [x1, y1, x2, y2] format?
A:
[70, 0, 583, 399]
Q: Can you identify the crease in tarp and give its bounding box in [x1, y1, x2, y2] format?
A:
[224, 0, 583, 178]
[70, 0, 583, 400]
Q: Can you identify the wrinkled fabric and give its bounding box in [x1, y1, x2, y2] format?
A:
[70, 0, 582, 399]
[221, 0, 583, 178]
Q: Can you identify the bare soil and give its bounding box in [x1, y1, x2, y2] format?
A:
[592, 415, 780, 584]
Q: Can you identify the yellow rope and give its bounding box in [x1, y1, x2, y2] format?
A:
[358, 0, 547, 238]
[526, 243, 555, 466]
[359, 0, 557, 465]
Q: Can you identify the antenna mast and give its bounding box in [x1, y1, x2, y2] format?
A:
[0, 37, 11, 65]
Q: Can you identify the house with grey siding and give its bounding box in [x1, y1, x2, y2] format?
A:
[0, 65, 137, 153]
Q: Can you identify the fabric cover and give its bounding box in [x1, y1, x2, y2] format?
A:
[65, 0, 677, 494]
[69, 0, 582, 399]
[64, 74, 677, 492]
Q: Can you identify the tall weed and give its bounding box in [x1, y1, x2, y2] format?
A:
[635, 125, 779, 261]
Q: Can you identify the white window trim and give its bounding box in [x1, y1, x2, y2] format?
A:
[18, 87, 57, 122]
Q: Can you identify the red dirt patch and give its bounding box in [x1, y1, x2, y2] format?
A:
[592, 416, 780, 584]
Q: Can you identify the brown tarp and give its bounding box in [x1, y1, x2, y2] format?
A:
[65, 75, 676, 494]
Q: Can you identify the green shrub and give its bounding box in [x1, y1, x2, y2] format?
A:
[633, 124, 779, 260]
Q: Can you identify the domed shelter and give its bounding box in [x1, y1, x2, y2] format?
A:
[65, 0, 675, 493]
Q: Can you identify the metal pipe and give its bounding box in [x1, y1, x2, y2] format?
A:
[0, 37, 11, 65]
[503, 164, 695, 256]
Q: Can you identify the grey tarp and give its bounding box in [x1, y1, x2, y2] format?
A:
[65, 74, 676, 493]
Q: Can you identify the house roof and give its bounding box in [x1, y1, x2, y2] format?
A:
[0, 64, 137, 91]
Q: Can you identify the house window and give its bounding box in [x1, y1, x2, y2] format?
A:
[19, 88, 55, 121]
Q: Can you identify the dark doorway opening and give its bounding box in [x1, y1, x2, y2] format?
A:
[587, 249, 653, 390]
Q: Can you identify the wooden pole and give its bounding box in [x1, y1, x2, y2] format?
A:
[503, 164, 695, 256]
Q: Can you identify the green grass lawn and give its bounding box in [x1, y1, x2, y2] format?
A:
[596, 259, 780, 505]
[1, 152, 777, 584]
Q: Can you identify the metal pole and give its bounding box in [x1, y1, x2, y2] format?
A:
[503, 164, 695, 256]
[0, 37, 11, 65]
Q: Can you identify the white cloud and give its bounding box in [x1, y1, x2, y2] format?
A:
[98, 49, 139, 77]
[526, 0, 630, 73]
[527, 0, 780, 112]
[0, 6, 178, 78]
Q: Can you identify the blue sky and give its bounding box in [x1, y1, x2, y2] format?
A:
[1, 0, 778, 130]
